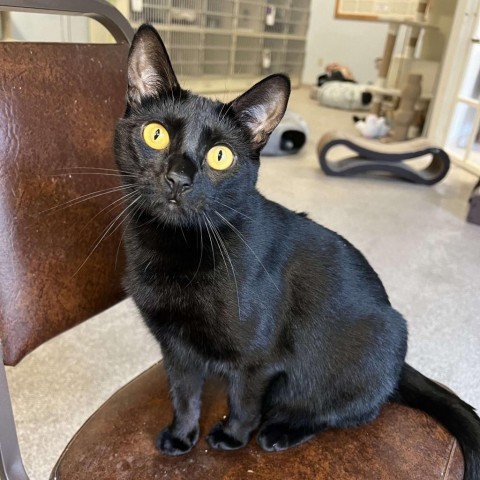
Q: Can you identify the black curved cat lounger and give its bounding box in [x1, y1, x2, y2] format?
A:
[467, 179, 480, 225]
[317, 131, 450, 185]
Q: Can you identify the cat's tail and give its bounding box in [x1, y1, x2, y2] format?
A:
[392, 363, 480, 480]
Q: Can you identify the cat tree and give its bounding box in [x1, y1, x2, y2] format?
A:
[369, 1, 431, 110]
[367, 0, 440, 139]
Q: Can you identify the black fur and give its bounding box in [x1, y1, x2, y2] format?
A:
[115, 24, 480, 475]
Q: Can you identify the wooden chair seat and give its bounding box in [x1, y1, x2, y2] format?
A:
[51, 362, 464, 480]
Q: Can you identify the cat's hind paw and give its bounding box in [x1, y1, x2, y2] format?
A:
[256, 422, 314, 452]
[206, 423, 248, 450]
[156, 426, 199, 456]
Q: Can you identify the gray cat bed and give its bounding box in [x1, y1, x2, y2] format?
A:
[311, 83, 371, 111]
[262, 110, 308, 156]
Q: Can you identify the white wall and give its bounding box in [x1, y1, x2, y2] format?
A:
[10, 12, 88, 42]
[302, 0, 388, 85]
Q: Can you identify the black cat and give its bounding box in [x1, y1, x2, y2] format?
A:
[115, 24, 480, 478]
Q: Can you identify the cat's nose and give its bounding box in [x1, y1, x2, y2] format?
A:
[165, 171, 192, 194]
[165, 155, 196, 197]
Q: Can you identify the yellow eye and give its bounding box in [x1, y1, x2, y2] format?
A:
[143, 122, 170, 150]
[206, 145, 234, 171]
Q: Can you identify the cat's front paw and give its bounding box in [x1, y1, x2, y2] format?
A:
[156, 426, 199, 456]
[206, 423, 248, 450]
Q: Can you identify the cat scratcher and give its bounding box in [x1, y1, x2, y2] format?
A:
[317, 131, 450, 185]
[467, 179, 480, 226]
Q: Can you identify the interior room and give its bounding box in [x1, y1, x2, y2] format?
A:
[1, 0, 479, 479]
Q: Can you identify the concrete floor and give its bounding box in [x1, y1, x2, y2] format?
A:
[6, 87, 480, 480]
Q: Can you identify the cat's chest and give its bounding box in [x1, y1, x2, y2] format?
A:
[128, 252, 251, 359]
[126, 228, 239, 307]
[131, 259, 212, 310]
[138, 270, 244, 360]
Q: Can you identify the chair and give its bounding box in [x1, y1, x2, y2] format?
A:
[0, 0, 132, 477]
[0, 2, 465, 479]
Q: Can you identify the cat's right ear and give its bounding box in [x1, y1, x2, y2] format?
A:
[127, 24, 179, 105]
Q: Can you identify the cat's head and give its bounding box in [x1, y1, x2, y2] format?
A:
[114, 24, 290, 227]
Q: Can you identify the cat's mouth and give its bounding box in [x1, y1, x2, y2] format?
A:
[132, 184, 207, 226]
[167, 191, 183, 206]
[166, 197, 183, 211]
[145, 193, 205, 226]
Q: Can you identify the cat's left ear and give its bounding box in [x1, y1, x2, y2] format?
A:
[230, 74, 291, 150]
[127, 24, 179, 105]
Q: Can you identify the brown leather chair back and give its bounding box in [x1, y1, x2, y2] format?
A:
[0, 13, 132, 365]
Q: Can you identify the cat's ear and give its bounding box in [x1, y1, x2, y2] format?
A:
[230, 74, 290, 149]
[127, 24, 179, 105]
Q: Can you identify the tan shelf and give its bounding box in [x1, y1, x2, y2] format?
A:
[375, 16, 438, 29]
[367, 85, 433, 101]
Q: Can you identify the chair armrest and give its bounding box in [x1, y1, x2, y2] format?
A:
[0, 0, 133, 44]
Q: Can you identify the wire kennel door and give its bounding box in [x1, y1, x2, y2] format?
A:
[126, 0, 310, 92]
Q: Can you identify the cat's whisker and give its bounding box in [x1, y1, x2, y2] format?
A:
[222, 76, 228, 104]
[219, 101, 235, 123]
[218, 62, 249, 123]
[114, 198, 141, 270]
[169, 76, 175, 104]
[185, 217, 204, 288]
[203, 213, 227, 276]
[104, 198, 139, 241]
[39, 184, 131, 215]
[57, 166, 125, 172]
[215, 210, 280, 294]
[216, 102, 226, 123]
[135, 210, 156, 229]
[202, 214, 216, 280]
[214, 229, 241, 320]
[114, 225, 126, 270]
[216, 194, 288, 239]
[178, 223, 188, 245]
[50, 172, 137, 178]
[78, 190, 138, 237]
[179, 61, 185, 93]
[216, 95, 232, 123]
[211, 199, 253, 221]
[205, 212, 241, 320]
[217, 75, 236, 123]
[72, 195, 140, 277]
[54, 166, 139, 177]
